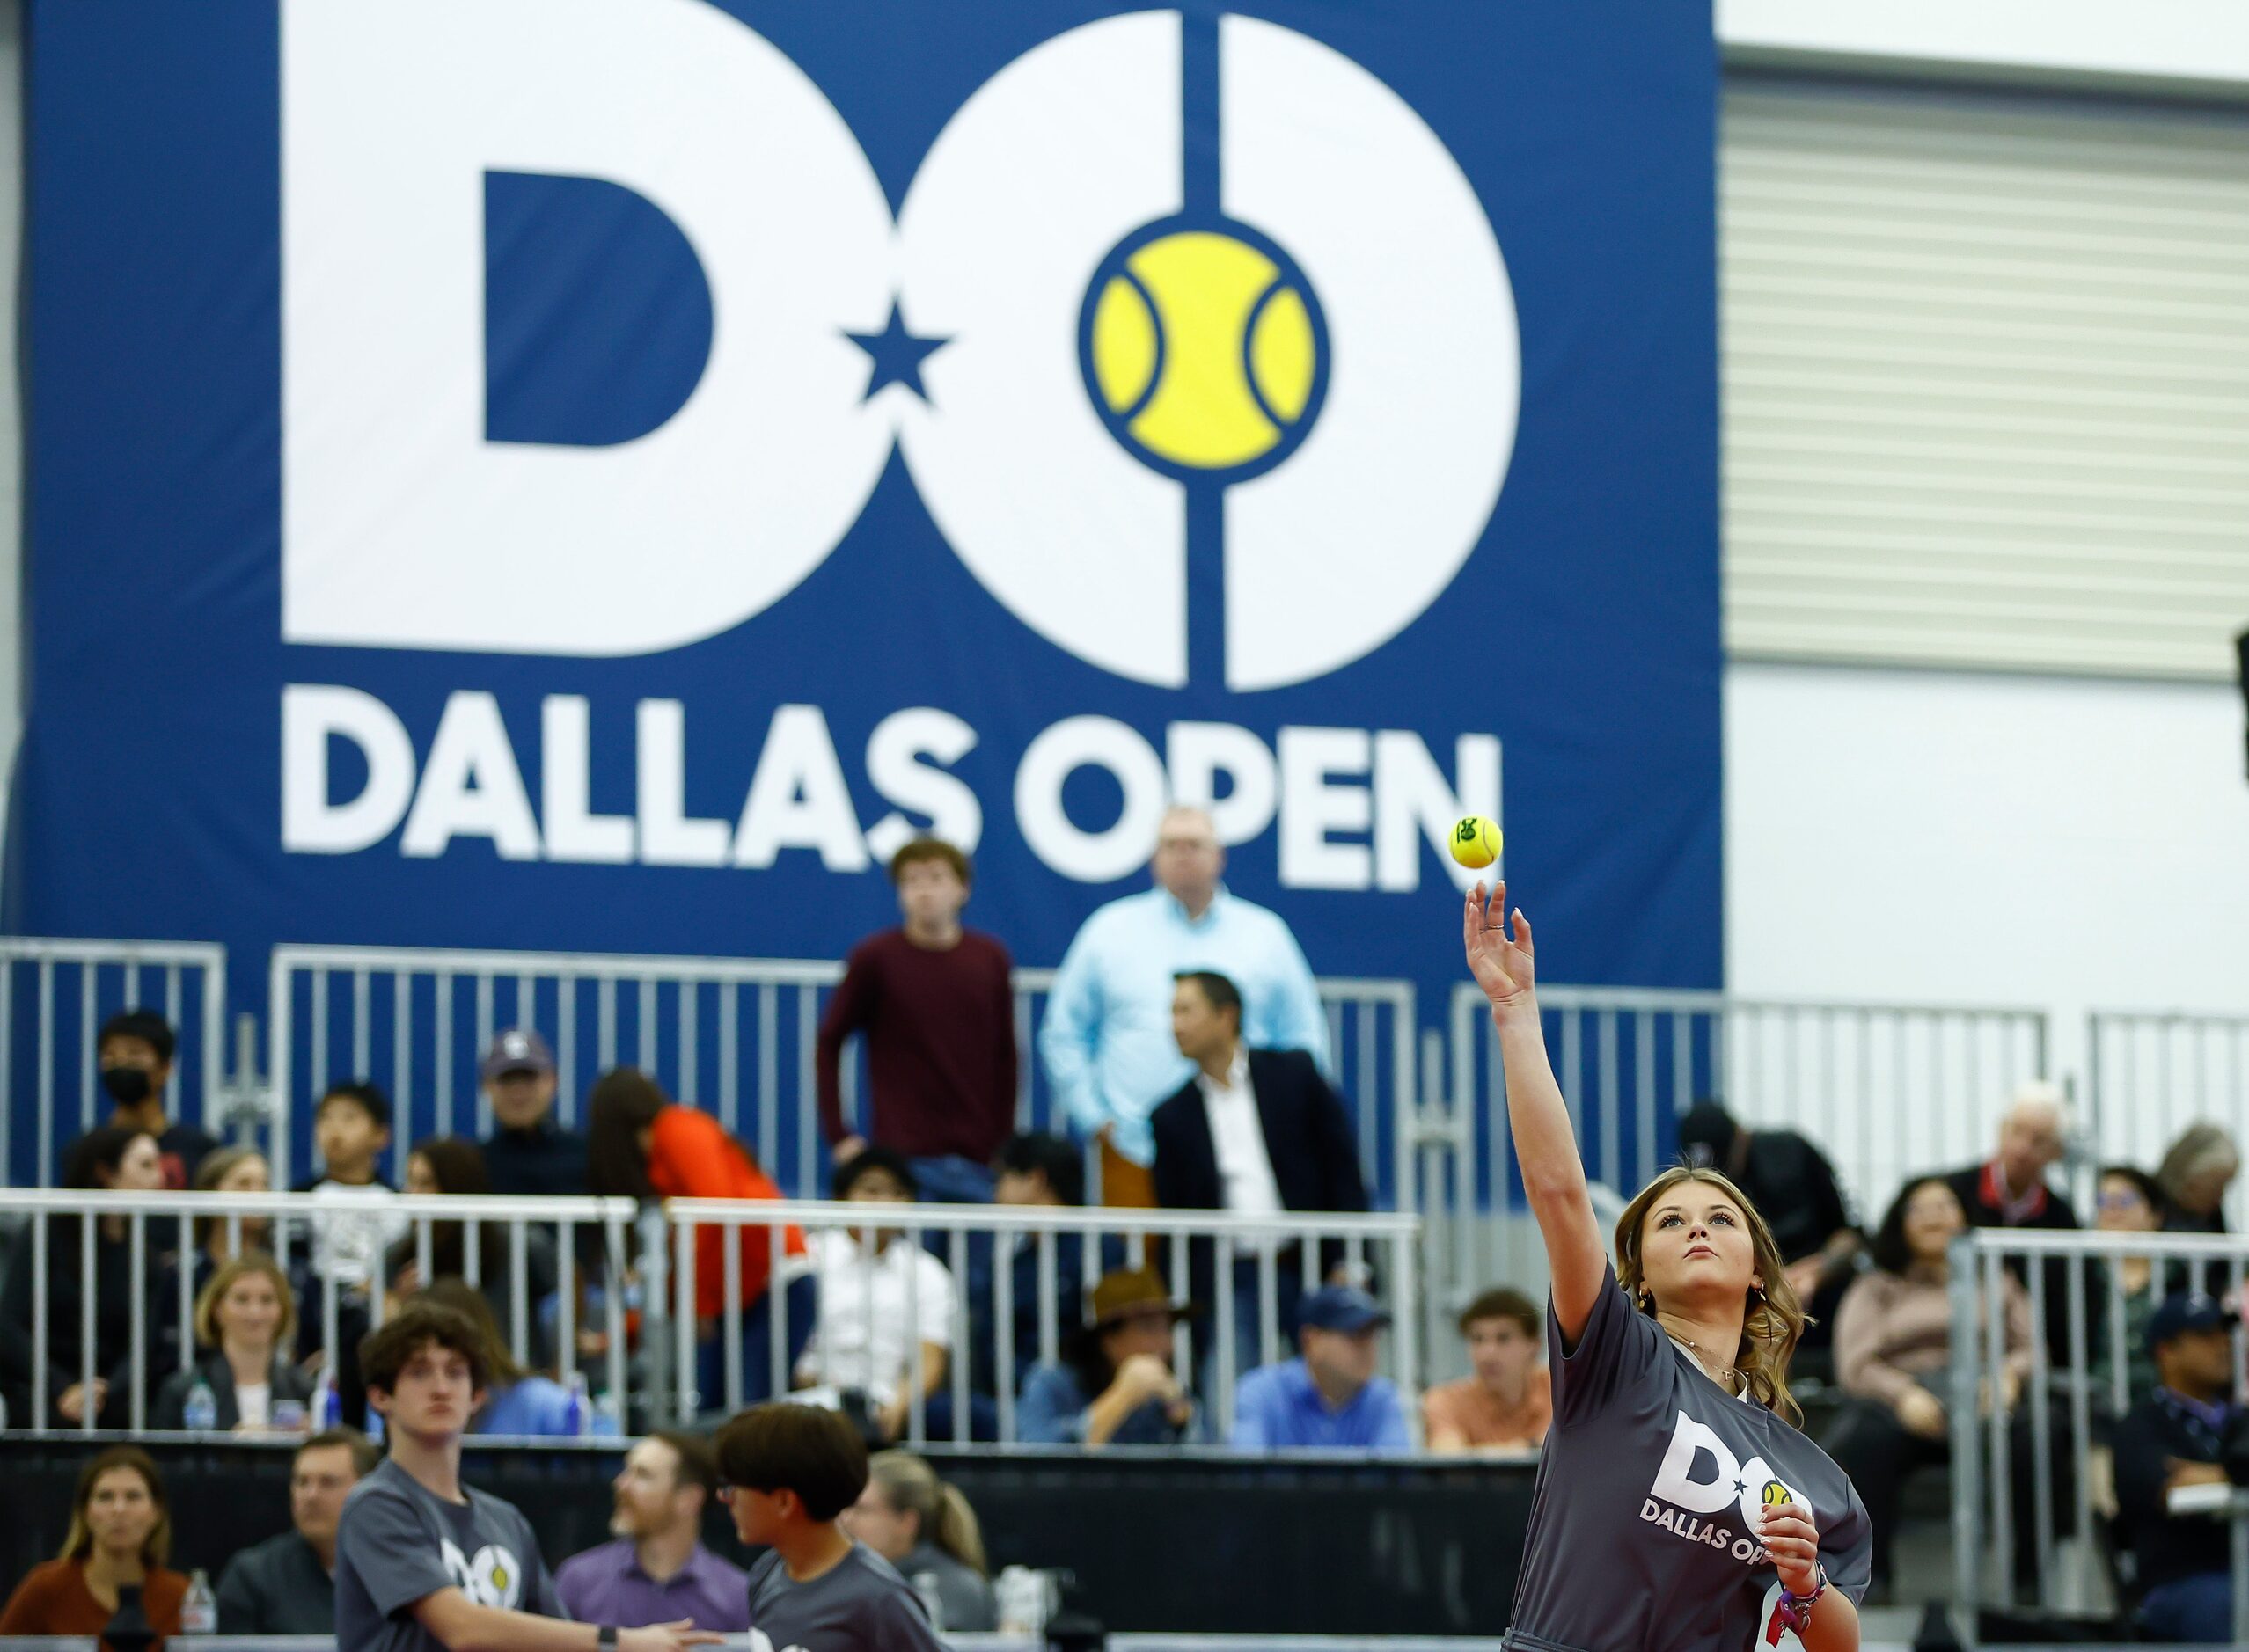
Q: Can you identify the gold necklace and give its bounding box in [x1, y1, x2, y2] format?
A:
[1672, 1333, 1737, 1385]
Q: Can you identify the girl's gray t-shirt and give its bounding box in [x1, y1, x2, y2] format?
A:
[1508, 1272, 1872, 1652]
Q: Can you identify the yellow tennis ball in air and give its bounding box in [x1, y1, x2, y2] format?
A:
[1449, 815, 1502, 870]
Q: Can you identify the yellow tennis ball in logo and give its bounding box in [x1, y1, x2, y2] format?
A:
[1449, 815, 1501, 870]
[1089, 230, 1316, 471]
[1762, 1480, 1792, 1509]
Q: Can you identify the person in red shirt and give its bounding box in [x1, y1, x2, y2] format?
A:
[0, 1446, 188, 1645]
[587, 1070, 811, 1415]
[817, 838, 1018, 1203]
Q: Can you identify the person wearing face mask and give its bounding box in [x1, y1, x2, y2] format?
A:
[153, 1253, 315, 1430]
[1, 1126, 170, 1428]
[79, 1008, 216, 1188]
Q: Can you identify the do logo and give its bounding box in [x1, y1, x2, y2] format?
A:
[283, 3, 1519, 690]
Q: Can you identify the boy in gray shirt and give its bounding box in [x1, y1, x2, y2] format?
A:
[334, 1301, 721, 1652]
[714, 1404, 946, 1652]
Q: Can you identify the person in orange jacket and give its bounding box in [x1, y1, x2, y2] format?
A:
[587, 1068, 814, 1415]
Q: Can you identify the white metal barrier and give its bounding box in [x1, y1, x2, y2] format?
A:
[267, 946, 861, 1192]
[1946, 1228, 2249, 1642]
[1445, 983, 2051, 1300]
[0, 939, 231, 1187]
[0, 1189, 1418, 1452]
[0, 1189, 636, 1435]
[666, 1197, 1422, 1445]
[268, 946, 1421, 1211]
[2085, 1010, 2249, 1228]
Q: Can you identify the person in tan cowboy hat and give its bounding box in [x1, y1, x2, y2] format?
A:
[1014, 1268, 1205, 1447]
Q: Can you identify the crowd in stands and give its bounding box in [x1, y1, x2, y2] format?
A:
[0, 811, 1510, 1458]
[4, 807, 2249, 1641]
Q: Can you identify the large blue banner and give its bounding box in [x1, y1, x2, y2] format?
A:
[11, 0, 1719, 1181]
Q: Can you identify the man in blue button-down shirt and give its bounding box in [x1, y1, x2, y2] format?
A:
[1040, 806, 1329, 1205]
[1228, 1286, 1412, 1453]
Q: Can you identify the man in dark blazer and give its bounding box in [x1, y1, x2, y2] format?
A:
[1152, 970, 1367, 1390]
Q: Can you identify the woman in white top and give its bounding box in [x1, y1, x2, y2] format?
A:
[795, 1148, 956, 1443]
[153, 1253, 314, 1431]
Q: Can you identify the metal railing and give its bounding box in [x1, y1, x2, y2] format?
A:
[267, 946, 860, 1192]
[2086, 1010, 2249, 1228]
[267, 946, 1420, 1209]
[1447, 983, 2050, 1297]
[26, 1642, 1521, 1652]
[667, 1198, 1422, 1444]
[0, 1189, 1418, 1451]
[0, 1189, 636, 1435]
[0, 939, 231, 1187]
[1945, 1227, 2249, 1641]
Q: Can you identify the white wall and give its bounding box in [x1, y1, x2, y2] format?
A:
[1726, 661, 2249, 1092]
[1719, 0, 2249, 91]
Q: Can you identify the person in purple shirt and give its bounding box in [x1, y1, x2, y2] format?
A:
[1227, 1286, 1412, 1453]
[555, 1434, 750, 1633]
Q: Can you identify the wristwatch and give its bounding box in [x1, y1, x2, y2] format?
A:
[1776, 1564, 1828, 1634]
[597, 1627, 618, 1648]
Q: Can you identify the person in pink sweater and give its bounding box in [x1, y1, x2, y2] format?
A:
[1823, 1175, 2057, 1596]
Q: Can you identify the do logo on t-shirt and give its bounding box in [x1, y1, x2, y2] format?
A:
[1645, 1413, 1813, 1561]
[441, 1539, 524, 1611]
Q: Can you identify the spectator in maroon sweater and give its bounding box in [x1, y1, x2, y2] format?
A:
[817, 838, 1019, 1202]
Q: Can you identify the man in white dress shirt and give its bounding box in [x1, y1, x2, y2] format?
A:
[1149, 971, 1368, 1394]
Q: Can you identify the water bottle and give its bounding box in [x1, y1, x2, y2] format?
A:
[593, 1386, 624, 1436]
[313, 1368, 342, 1429]
[564, 1371, 590, 1437]
[182, 1379, 218, 1433]
[179, 1569, 217, 1635]
[911, 1570, 946, 1634]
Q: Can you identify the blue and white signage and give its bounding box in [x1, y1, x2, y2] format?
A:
[11, 0, 1720, 1067]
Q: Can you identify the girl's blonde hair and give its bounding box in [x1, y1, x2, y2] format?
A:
[194, 1250, 298, 1351]
[1614, 1165, 1806, 1427]
[60, 1446, 170, 1568]
[867, 1450, 988, 1576]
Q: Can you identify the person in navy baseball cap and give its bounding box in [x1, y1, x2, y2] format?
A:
[2113, 1290, 2245, 1640]
[476, 1028, 586, 1197]
[1297, 1285, 1392, 1336]
[1227, 1285, 1409, 1452]
[2146, 1291, 2236, 1356]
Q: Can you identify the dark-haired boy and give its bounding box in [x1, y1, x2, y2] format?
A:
[815, 837, 1017, 1202]
[715, 1403, 945, 1651]
[335, 1303, 718, 1652]
[302, 1082, 407, 1291]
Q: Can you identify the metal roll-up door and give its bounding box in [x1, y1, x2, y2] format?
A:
[1722, 79, 2249, 679]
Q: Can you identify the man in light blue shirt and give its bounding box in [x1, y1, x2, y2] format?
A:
[1228, 1286, 1412, 1454]
[1040, 805, 1328, 1204]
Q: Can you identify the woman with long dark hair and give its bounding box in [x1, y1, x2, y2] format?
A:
[384, 1136, 557, 1366]
[1824, 1174, 2040, 1595]
[0, 1127, 169, 1429]
[1464, 882, 1871, 1651]
[585, 1068, 810, 1411]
